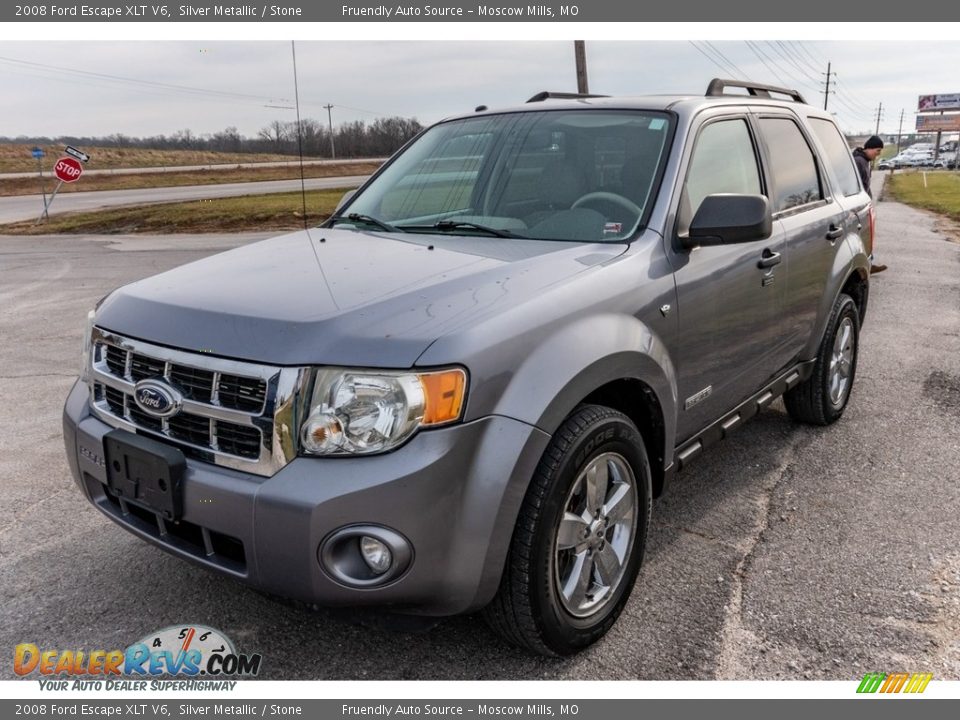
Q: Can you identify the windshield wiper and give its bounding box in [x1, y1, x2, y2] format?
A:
[332, 213, 404, 233]
[413, 220, 521, 238]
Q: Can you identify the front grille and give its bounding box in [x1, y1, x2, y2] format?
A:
[217, 373, 267, 412]
[87, 327, 302, 477]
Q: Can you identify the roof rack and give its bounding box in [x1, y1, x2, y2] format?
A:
[706, 78, 806, 105]
[526, 91, 609, 103]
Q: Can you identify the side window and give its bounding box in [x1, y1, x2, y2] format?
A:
[682, 119, 761, 231]
[759, 117, 824, 212]
[807, 117, 862, 196]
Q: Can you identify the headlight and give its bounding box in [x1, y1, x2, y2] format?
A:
[79, 310, 96, 383]
[299, 367, 467, 456]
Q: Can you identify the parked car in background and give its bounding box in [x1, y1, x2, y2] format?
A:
[935, 152, 958, 169]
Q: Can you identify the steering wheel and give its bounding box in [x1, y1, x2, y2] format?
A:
[571, 192, 643, 218]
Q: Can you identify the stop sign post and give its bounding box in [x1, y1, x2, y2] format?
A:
[37, 153, 87, 224]
[36, 145, 90, 224]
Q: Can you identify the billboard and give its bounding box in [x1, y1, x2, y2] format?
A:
[918, 93, 960, 111]
[916, 114, 960, 132]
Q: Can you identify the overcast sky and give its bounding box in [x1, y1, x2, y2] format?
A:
[2, 40, 958, 139]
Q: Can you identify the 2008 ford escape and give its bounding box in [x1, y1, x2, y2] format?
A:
[63, 80, 873, 656]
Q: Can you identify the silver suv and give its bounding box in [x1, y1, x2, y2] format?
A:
[63, 80, 872, 656]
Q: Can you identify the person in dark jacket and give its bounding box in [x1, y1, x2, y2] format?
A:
[853, 135, 887, 274]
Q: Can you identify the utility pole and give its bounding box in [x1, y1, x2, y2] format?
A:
[323, 103, 336, 159]
[897, 109, 904, 154]
[874, 102, 884, 135]
[821, 61, 834, 111]
[574, 40, 589, 94]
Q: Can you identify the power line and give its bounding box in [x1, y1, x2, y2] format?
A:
[784, 41, 823, 75]
[704, 41, 750, 80]
[772, 41, 821, 84]
[759, 41, 821, 97]
[830, 73, 873, 110]
[744, 40, 789, 87]
[0, 54, 291, 105]
[802, 42, 875, 108]
[793, 40, 822, 72]
[796, 40, 829, 69]
[688, 41, 744, 80]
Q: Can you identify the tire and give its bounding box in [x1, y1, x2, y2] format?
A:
[483, 404, 652, 656]
[784, 293, 860, 425]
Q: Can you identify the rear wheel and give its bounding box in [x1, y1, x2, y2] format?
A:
[784, 293, 860, 425]
[484, 404, 652, 656]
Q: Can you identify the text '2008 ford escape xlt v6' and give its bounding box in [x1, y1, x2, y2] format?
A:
[63, 80, 873, 656]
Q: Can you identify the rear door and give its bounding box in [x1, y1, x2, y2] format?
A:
[752, 111, 845, 359]
[806, 113, 873, 251]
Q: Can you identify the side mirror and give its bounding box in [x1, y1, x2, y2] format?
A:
[335, 189, 357, 212]
[683, 194, 772, 249]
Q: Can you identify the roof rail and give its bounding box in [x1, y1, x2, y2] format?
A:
[706, 78, 806, 105]
[526, 91, 609, 103]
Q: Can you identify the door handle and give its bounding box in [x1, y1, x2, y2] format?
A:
[826, 224, 844, 240]
[757, 249, 782, 269]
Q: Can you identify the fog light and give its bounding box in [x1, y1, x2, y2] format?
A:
[360, 536, 392, 575]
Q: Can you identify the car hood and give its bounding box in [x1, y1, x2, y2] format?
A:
[96, 227, 627, 367]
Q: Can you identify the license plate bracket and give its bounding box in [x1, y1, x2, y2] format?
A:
[103, 430, 185, 521]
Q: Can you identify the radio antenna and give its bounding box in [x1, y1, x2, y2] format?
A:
[291, 40, 308, 230]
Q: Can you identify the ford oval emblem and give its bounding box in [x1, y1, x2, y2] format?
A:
[132, 379, 182, 419]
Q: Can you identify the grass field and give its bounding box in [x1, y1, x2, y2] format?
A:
[0, 189, 348, 235]
[0, 161, 381, 197]
[0, 145, 324, 174]
[886, 170, 960, 221]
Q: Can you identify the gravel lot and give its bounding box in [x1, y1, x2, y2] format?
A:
[1, 183, 958, 680]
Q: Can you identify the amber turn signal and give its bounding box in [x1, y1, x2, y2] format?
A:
[418, 369, 467, 426]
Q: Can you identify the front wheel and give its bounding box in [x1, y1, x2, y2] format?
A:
[784, 293, 860, 425]
[483, 405, 652, 656]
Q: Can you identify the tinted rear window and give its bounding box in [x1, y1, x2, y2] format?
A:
[759, 117, 823, 212]
[808, 117, 862, 196]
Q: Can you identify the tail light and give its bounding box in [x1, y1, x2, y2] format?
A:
[867, 203, 876, 253]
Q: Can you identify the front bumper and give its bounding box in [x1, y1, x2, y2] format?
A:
[63, 380, 550, 616]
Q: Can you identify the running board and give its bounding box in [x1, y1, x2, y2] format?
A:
[673, 361, 814, 472]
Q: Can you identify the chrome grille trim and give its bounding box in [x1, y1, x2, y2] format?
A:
[87, 327, 307, 478]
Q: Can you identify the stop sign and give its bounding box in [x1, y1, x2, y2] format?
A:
[54, 157, 83, 183]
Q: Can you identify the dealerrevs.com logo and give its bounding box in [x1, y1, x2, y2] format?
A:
[14, 625, 262, 689]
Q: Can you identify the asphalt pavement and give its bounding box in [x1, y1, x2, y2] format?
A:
[1, 187, 958, 680]
[0, 175, 369, 224]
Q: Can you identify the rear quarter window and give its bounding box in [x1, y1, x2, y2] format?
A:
[808, 117, 862, 197]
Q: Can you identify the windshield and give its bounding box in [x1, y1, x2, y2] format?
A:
[337, 109, 673, 242]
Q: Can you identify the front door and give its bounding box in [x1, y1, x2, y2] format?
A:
[668, 114, 788, 441]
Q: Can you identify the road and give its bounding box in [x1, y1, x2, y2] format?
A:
[0, 158, 384, 180]
[0, 175, 369, 224]
[1, 186, 958, 680]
